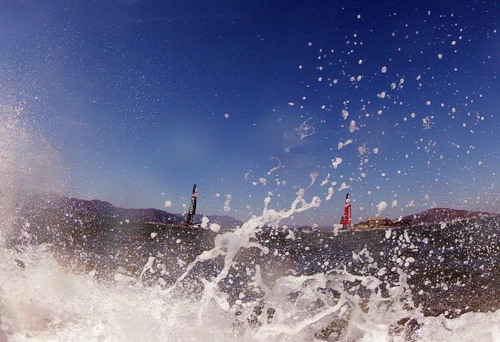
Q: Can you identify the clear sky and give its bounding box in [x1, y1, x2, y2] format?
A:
[0, 0, 498, 225]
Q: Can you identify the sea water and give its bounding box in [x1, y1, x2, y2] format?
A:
[1, 105, 499, 342]
[2, 204, 499, 341]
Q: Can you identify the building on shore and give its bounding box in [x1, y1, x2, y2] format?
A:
[354, 217, 411, 230]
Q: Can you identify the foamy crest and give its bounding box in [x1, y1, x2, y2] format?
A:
[0, 245, 237, 341]
[170, 189, 321, 289]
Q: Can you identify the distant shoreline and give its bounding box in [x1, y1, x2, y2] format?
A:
[19, 193, 497, 231]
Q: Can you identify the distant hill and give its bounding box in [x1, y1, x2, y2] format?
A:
[352, 207, 496, 230]
[21, 194, 242, 229]
[401, 208, 495, 226]
[19, 194, 495, 231]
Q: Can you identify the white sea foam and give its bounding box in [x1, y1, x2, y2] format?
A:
[3, 241, 498, 342]
[297, 117, 316, 140]
[349, 120, 357, 133]
[326, 187, 334, 201]
[223, 194, 232, 212]
[308, 171, 319, 187]
[209, 223, 221, 233]
[341, 109, 349, 119]
[376, 201, 388, 216]
[331, 157, 343, 169]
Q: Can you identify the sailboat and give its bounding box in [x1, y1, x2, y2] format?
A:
[185, 184, 197, 226]
[340, 193, 352, 228]
[334, 193, 352, 230]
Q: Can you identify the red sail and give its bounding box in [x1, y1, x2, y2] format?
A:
[340, 193, 351, 226]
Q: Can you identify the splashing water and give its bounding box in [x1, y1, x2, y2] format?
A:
[2, 203, 499, 341]
[3, 180, 422, 341]
[296, 117, 316, 140]
[0, 87, 498, 342]
[0, 105, 64, 244]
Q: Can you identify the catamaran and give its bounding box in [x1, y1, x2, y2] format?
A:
[186, 184, 197, 226]
[334, 193, 352, 230]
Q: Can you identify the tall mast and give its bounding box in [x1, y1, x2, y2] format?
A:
[186, 184, 197, 225]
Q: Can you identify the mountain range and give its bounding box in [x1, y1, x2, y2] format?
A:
[401, 207, 494, 225]
[21, 193, 243, 228]
[18, 193, 496, 230]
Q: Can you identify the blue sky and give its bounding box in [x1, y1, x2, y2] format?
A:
[0, 0, 498, 225]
